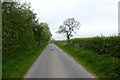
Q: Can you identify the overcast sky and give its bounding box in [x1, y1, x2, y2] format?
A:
[26, 0, 119, 40]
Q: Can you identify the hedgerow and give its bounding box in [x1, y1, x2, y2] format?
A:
[67, 36, 120, 58]
[2, 1, 51, 78]
[2, 2, 51, 62]
[55, 36, 120, 78]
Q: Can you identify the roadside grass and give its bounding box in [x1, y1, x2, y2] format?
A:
[55, 42, 119, 78]
[2, 44, 47, 78]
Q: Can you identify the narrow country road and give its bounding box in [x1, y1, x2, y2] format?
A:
[24, 43, 97, 78]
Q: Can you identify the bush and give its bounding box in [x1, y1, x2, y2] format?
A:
[2, 1, 52, 78]
[2, 2, 51, 62]
[67, 36, 120, 58]
[55, 37, 120, 78]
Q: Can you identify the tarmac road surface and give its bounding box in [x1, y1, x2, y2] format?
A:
[24, 43, 97, 78]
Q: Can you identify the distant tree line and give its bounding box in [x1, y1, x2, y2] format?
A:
[2, 1, 52, 62]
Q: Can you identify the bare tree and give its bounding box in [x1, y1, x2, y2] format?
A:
[57, 18, 80, 40]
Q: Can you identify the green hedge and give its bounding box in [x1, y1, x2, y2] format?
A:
[2, 2, 51, 78]
[55, 36, 120, 78]
[66, 36, 120, 58]
[2, 2, 51, 62]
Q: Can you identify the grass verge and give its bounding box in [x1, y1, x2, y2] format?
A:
[2, 44, 47, 78]
[55, 42, 119, 78]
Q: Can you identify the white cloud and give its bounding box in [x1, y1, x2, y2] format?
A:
[25, 0, 119, 40]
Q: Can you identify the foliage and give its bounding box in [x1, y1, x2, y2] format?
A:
[57, 18, 80, 40]
[2, 1, 51, 78]
[67, 36, 120, 58]
[55, 38, 120, 78]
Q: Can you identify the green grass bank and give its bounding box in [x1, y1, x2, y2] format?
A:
[2, 44, 47, 78]
[55, 37, 119, 78]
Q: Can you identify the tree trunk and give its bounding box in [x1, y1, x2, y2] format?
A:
[67, 35, 70, 40]
[66, 32, 70, 40]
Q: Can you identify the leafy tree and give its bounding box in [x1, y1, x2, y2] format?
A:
[2, 1, 52, 78]
[2, 1, 51, 62]
[39, 23, 52, 42]
[57, 18, 80, 40]
[32, 22, 52, 46]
